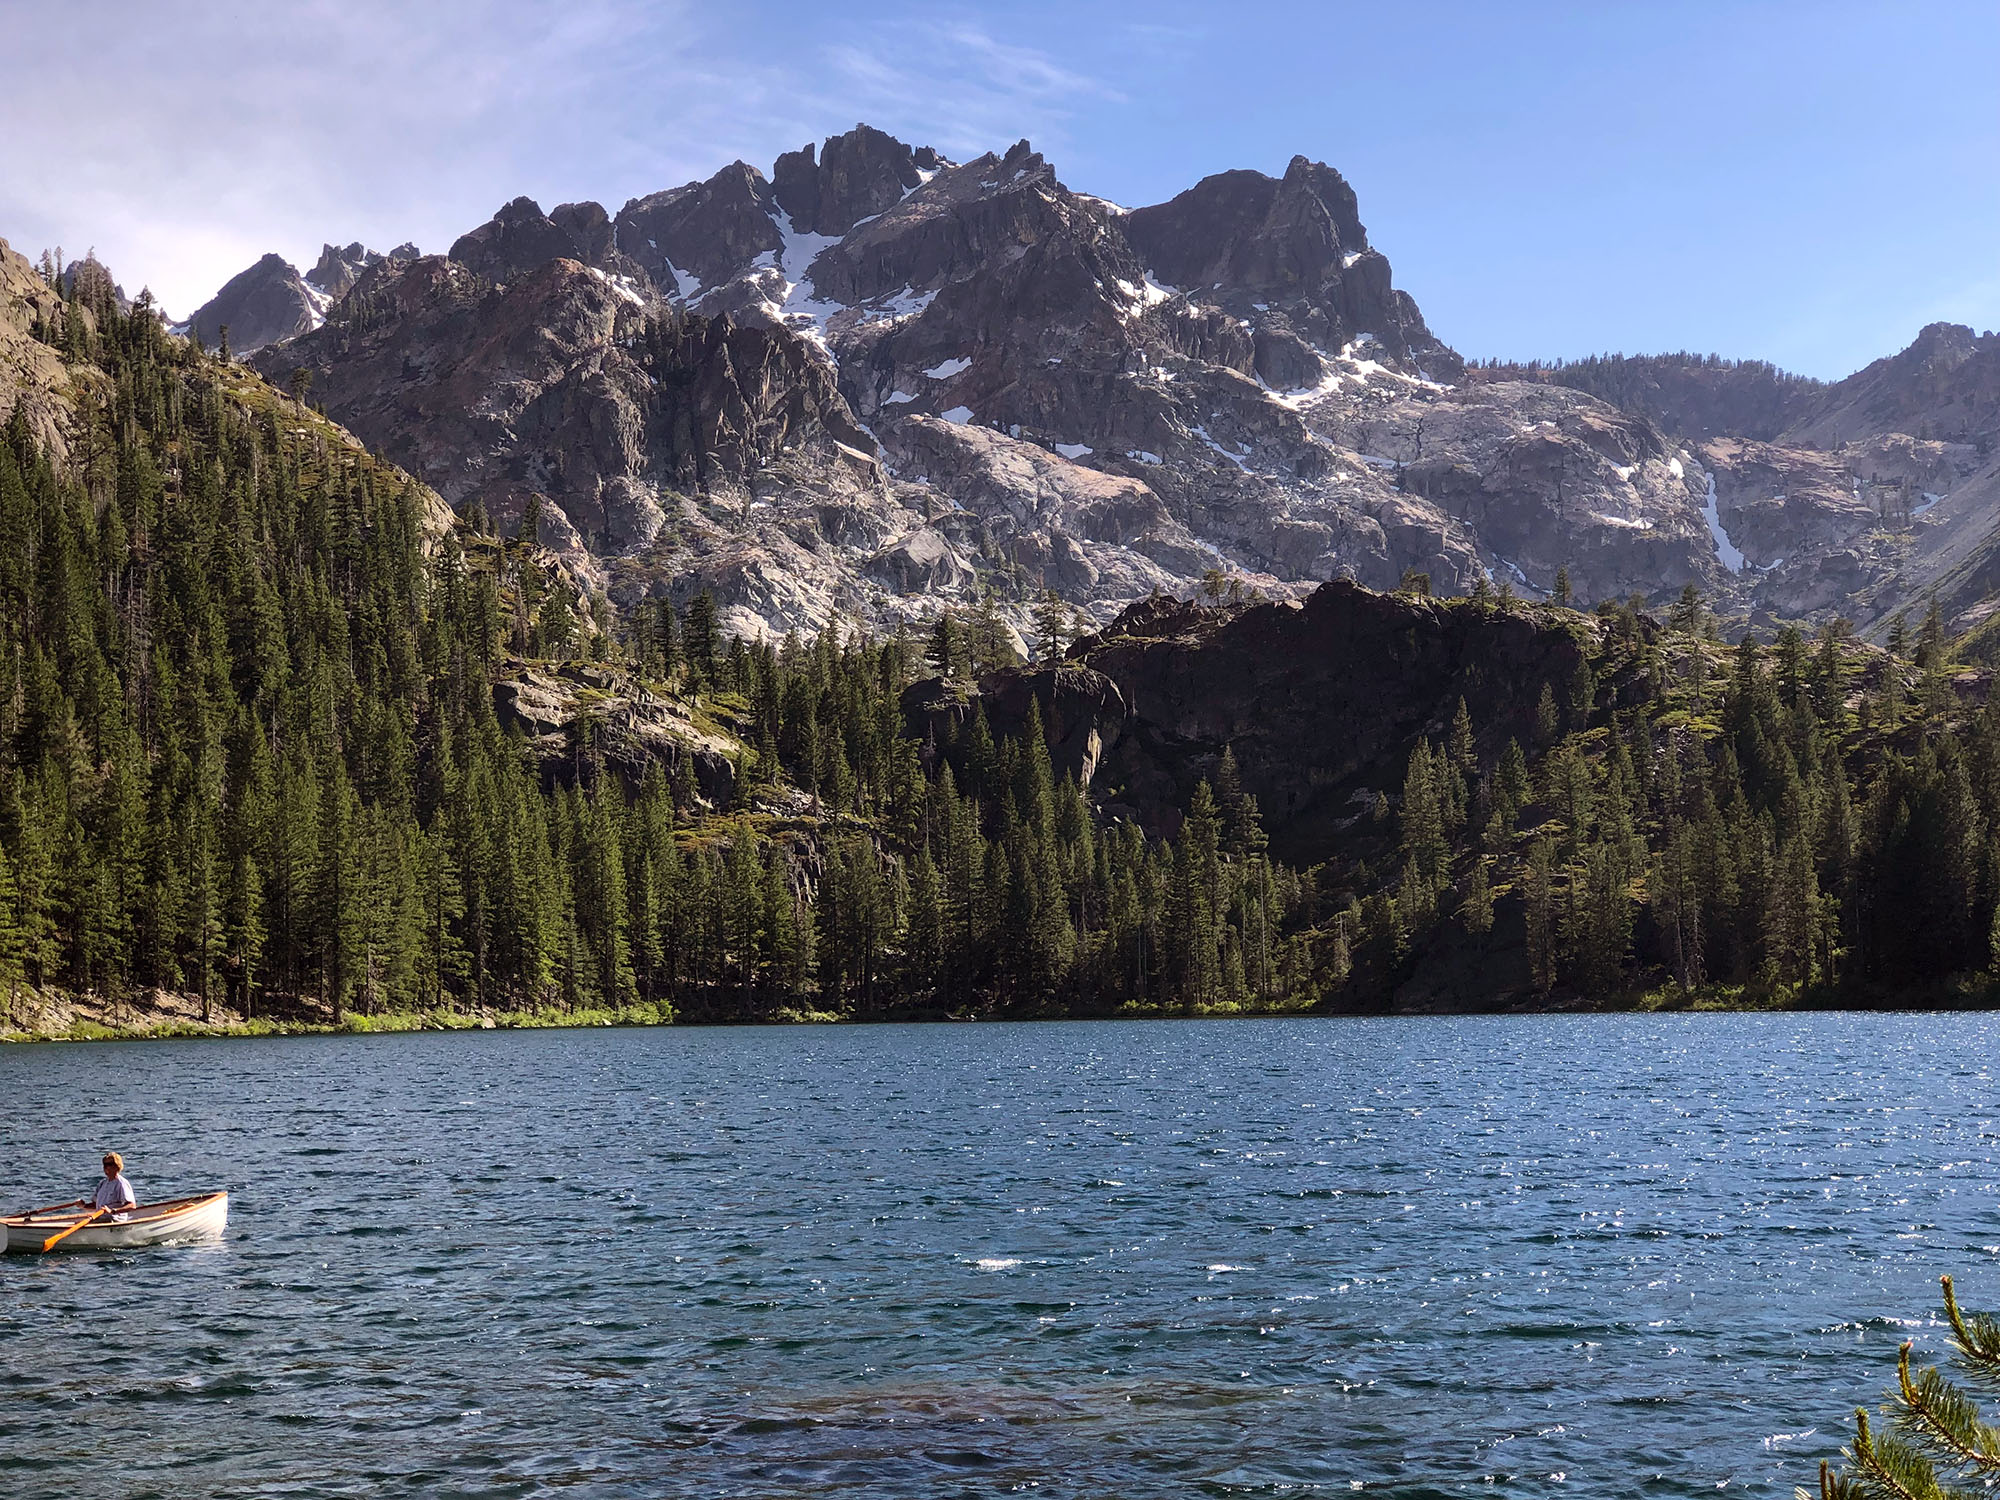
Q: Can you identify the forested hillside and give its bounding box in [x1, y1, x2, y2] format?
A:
[1463, 351, 1825, 441]
[0, 265, 1317, 1029]
[1338, 588, 2000, 1008]
[11, 260, 2000, 1034]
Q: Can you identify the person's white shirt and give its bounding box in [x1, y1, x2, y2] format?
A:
[92, 1174, 136, 1210]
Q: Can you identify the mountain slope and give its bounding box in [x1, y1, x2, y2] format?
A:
[180, 123, 2000, 643]
[222, 125, 1747, 638]
[1471, 330, 2000, 634]
[1468, 353, 1826, 442]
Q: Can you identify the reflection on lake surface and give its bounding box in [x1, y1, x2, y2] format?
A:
[4, 1014, 1998, 1497]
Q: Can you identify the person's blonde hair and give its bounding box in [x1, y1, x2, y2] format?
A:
[102, 1152, 122, 1173]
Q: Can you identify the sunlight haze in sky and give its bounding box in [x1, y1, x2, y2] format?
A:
[5, 0, 1998, 378]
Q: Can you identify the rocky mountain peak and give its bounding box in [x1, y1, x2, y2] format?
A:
[1125, 160, 1366, 309]
[1909, 320, 1986, 363]
[615, 160, 782, 294]
[230, 126, 1734, 641]
[184, 250, 325, 353]
[308, 242, 386, 299]
[550, 200, 615, 264]
[449, 196, 595, 284]
[1281, 155, 1367, 252]
[772, 123, 933, 238]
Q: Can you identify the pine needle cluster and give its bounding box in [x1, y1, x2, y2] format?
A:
[1812, 1276, 2000, 1500]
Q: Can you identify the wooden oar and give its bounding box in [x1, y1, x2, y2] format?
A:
[19, 1199, 87, 1217]
[41, 1206, 109, 1252]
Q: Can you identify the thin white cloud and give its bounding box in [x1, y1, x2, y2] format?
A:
[822, 21, 1124, 161]
[0, 1, 1126, 316]
[0, 0, 798, 314]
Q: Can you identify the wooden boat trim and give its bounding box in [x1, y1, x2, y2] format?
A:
[4, 1192, 228, 1231]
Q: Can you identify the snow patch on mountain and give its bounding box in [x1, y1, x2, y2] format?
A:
[1115, 276, 1175, 319]
[302, 280, 332, 329]
[665, 261, 703, 301]
[861, 286, 938, 325]
[1702, 471, 1746, 573]
[766, 213, 847, 355]
[586, 267, 647, 309]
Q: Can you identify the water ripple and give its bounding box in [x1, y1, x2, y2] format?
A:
[3, 1014, 1995, 1496]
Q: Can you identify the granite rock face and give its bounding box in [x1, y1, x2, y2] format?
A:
[0, 236, 80, 460]
[252, 254, 876, 570]
[207, 122, 2000, 640]
[1466, 327, 2000, 634]
[492, 659, 741, 805]
[1298, 377, 1717, 607]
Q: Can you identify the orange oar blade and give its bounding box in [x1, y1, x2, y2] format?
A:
[40, 1207, 108, 1252]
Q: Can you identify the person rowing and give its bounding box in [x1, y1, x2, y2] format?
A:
[91, 1153, 137, 1219]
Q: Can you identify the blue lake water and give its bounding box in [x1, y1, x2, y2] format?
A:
[3, 1015, 1998, 1498]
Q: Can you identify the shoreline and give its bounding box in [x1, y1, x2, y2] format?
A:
[6, 984, 1997, 1044]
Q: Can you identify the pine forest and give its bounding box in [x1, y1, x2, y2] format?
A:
[6, 266, 2000, 1032]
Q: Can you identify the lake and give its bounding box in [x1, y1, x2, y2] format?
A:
[3, 1015, 1997, 1497]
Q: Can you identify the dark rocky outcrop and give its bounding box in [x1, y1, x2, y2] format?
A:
[903, 663, 1127, 789]
[1075, 583, 1590, 861]
[550, 201, 616, 265]
[918, 581, 1593, 866]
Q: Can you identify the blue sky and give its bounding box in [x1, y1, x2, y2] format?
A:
[5, 0, 1997, 378]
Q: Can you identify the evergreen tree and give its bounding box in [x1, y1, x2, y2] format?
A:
[1525, 838, 1557, 994]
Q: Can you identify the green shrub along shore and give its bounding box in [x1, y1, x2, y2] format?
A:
[12, 970, 2000, 1045]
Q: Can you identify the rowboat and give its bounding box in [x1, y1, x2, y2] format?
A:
[2, 1192, 229, 1253]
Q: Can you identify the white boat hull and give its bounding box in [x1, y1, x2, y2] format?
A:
[3, 1192, 229, 1252]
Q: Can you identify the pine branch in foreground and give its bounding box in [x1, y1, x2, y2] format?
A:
[1807, 1276, 2000, 1500]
